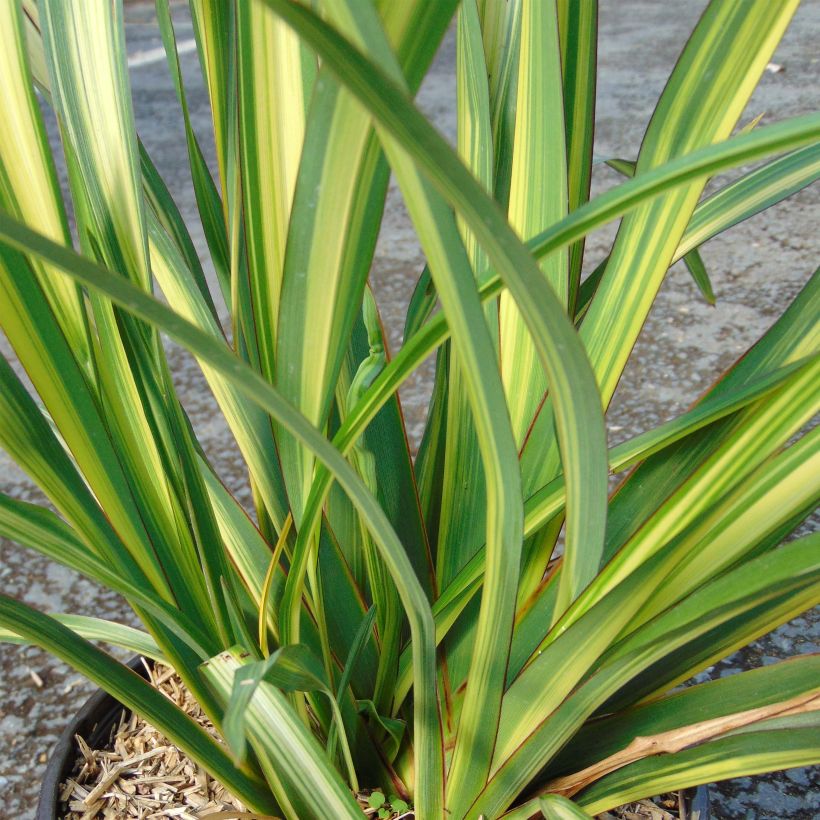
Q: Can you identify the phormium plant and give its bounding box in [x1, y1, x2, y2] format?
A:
[0, 0, 818, 818]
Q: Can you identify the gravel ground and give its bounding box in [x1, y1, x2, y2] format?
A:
[1, 1, 818, 817]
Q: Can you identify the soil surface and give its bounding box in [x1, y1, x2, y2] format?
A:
[1, 1, 818, 817]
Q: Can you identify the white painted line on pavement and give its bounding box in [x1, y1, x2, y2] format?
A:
[127, 38, 196, 68]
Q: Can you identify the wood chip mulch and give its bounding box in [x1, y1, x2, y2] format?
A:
[599, 794, 685, 819]
[59, 661, 250, 819]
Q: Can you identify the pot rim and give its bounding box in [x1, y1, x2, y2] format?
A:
[36, 656, 149, 820]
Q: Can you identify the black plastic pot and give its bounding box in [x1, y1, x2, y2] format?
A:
[37, 656, 149, 820]
[38, 660, 711, 819]
[682, 785, 711, 820]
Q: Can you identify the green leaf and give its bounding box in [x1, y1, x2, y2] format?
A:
[601, 267, 819, 574]
[0, 0, 91, 371]
[582, 0, 799, 402]
[429, 0, 495, 704]
[579, 143, 820, 318]
[404, 265, 437, 340]
[222, 643, 357, 791]
[485, 0, 522, 208]
[0, 614, 162, 662]
[35, 0, 225, 631]
[500, 0, 569, 448]
[317, 6, 524, 809]
[154, 0, 229, 303]
[273, 79, 384, 519]
[150, 221, 290, 534]
[557, 0, 597, 313]
[0, 206, 442, 820]
[565, 354, 819, 628]
[604, 157, 636, 177]
[682, 246, 716, 304]
[606, 357, 815, 472]
[544, 654, 820, 783]
[0, 492, 211, 658]
[539, 794, 593, 819]
[187, 0, 234, 216]
[40, 0, 149, 287]
[322, 117, 820, 542]
[678, 142, 820, 258]
[468, 534, 819, 819]
[140, 144, 219, 322]
[263, 4, 608, 712]
[605, 156, 718, 305]
[328, 606, 376, 760]
[203, 648, 363, 820]
[633, 423, 820, 630]
[517, 1, 801, 593]
[0, 314, 176, 605]
[234, 0, 313, 392]
[357, 699, 406, 763]
[390, 354, 815, 709]
[577, 727, 820, 816]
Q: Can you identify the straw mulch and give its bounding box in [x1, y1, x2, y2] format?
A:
[60, 662, 251, 819]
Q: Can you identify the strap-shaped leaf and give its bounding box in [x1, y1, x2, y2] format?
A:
[569, 356, 819, 626]
[187, 0, 234, 214]
[544, 654, 820, 783]
[603, 157, 715, 303]
[429, 0, 496, 696]
[0, 207, 441, 820]
[518, 0, 801, 564]
[203, 648, 363, 820]
[678, 142, 820, 257]
[153, 0, 230, 303]
[578, 143, 820, 317]
[35, 0, 221, 626]
[222, 644, 357, 790]
[544, 692, 820, 801]
[0, 0, 91, 370]
[302, 120, 820, 668]
[602, 266, 818, 567]
[0, 271, 174, 601]
[0, 493, 212, 657]
[318, 6, 524, 809]
[322, 118, 820, 530]
[557, 0, 597, 312]
[581, 0, 799, 402]
[469, 534, 819, 818]
[261, 0, 609, 667]
[235, 0, 313, 389]
[500, 0, 568, 448]
[149, 220, 291, 534]
[40, 0, 149, 287]
[634, 424, 820, 627]
[538, 795, 593, 819]
[391, 354, 816, 708]
[0, 615, 163, 662]
[577, 725, 819, 816]
[273, 82, 383, 518]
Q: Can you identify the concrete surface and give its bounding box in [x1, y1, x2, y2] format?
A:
[1, 1, 818, 816]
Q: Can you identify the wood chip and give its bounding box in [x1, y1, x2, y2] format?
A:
[59, 664, 248, 819]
